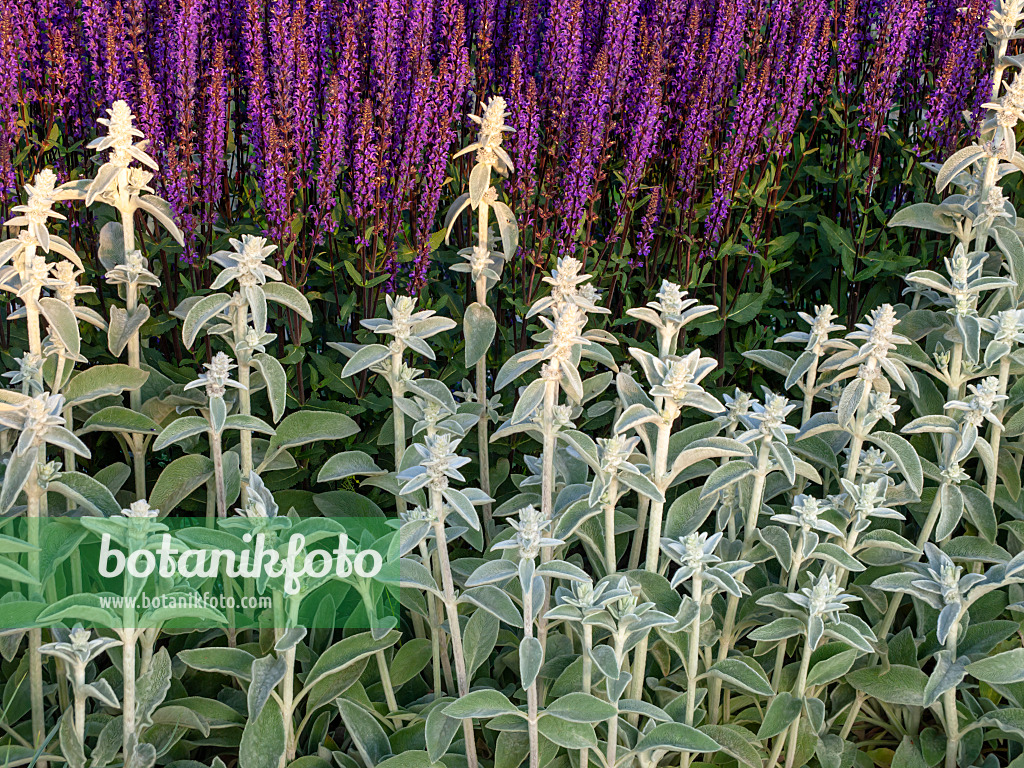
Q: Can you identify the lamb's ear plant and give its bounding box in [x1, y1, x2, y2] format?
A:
[334, 294, 456, 514]
[447, 95, 519, 540]
[73, 101, 184, 498]
[177, 234, 310, 494]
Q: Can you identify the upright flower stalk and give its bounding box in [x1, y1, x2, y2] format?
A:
[449, 96, 519, 540]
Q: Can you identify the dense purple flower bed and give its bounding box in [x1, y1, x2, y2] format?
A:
[0, 0, 990, 304]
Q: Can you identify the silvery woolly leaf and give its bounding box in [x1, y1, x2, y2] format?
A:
[923, 650, 968, 707]
[519, 636, 543, 689]
[965, 648, 1024, 685]
[466, 558, 518, 587]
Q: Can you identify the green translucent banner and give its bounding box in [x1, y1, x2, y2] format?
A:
[0, 515, 401, 632]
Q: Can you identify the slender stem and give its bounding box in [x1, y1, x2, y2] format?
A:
[234, 304, 253, 503]
[943, 621, 961, 768]
[644, 419, 672, 572]
[419, 541, 444, 699]
[800, 357, 819, 426]
[523, 568, 540, 768]
[712, 441, 771, 723]
[603, 476, 619, 574]
[73, 669, 86, 747]
[392, 352, 407, 516]
[283, 645, 296, 761]
[430, 492, 478, 768]
[685, 574, 704, 727]
[581, 625, 593, 768]
[985, 356, 1011, 501]
[26, 462, 44, 757]
[211, 429, 227, 518]
[782, 636, 813, 768]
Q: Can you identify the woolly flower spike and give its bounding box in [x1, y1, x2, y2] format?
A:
[627, 279, 716, 354]
[3, 353, 44, 393]
[777, 304, 846, 355]
[629, 347, 723, 415]
[788, 573, 861, 648]
[53, 261, 95, 305]
[493, 504, 562, 560]
[6, 169, 65, 251]
[662, 532, 721, 580]
[946, 376, 1008, 429]
[0, 391, 86, 457]
[41, 624, 121, 666]
[662, 532, 753, 595]
[547, 578, 629, 623]
[105, 250, 160, 288]
[209, 234, 282, 289]
[528, 257, 606, 317]
[848, 304, 909, 364]
[737, 388, 799, 443]
[720, 389, 756, 430]
[650, 349, 718, 405]
[536, 301, 590, 365]
[875, 544, 986, 644]
[359, 295, 456, 360]
[597, 434, 641, 474]
[980, 308, 1024, 366]
[185, 352, 245, 399]
[89, 100, 155, 170]
[399, 434, 472, 493]
[456, 96, 515, 174]
[122, 499, 159, 518]
[838, 477, 903, 533]
[772, 495, 844, 537]
[829, 303, 916, 393]
[853, 446, 896, 482]
[236, 472, 279, 519]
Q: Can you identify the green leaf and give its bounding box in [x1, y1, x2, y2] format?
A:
[700, 460, 753, 498]
[868, 432, 924, 496]
[444, 689, 521, 719]
[464, 301, 496, 367]
[846, 665, 928, 707]
[969, 708, 1024, 741]
[40, 297, 81, 360]
[337, 699, 390, 764]
[519, 636, 543, 689]
[544, 692, 617, 723]
[266, 410, 359, 456]
[888, 203, 956, 235]
[706, 658, 774, 697]
[317, 451, 386, 483]
[182, 294, 232, 349]
[635, 722, 722, 753]
[49, 471, 121, 517]
[252, 353, 288, 423]
[806, 648, 859, 687]
[263, 282, 313, 321]
[699, 725, 762, 768]
[818, 216, 857, 278]
[341, 343, 390, 378]
[239, 697, 286, 768]
[153, 416, 209, 450]
[303, 631, 400, 695]
[425, 702, 461, 762]
[537, 716, 597, 750]
[966, 649, 1024, 684]
[80, 406, 162, 435]
[377, 753, 443, 768]
[149, 454, 215, 515]
[178, 647, 255, 680]
[64, 364, 149, 406]
[756, 692, 802, 739]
